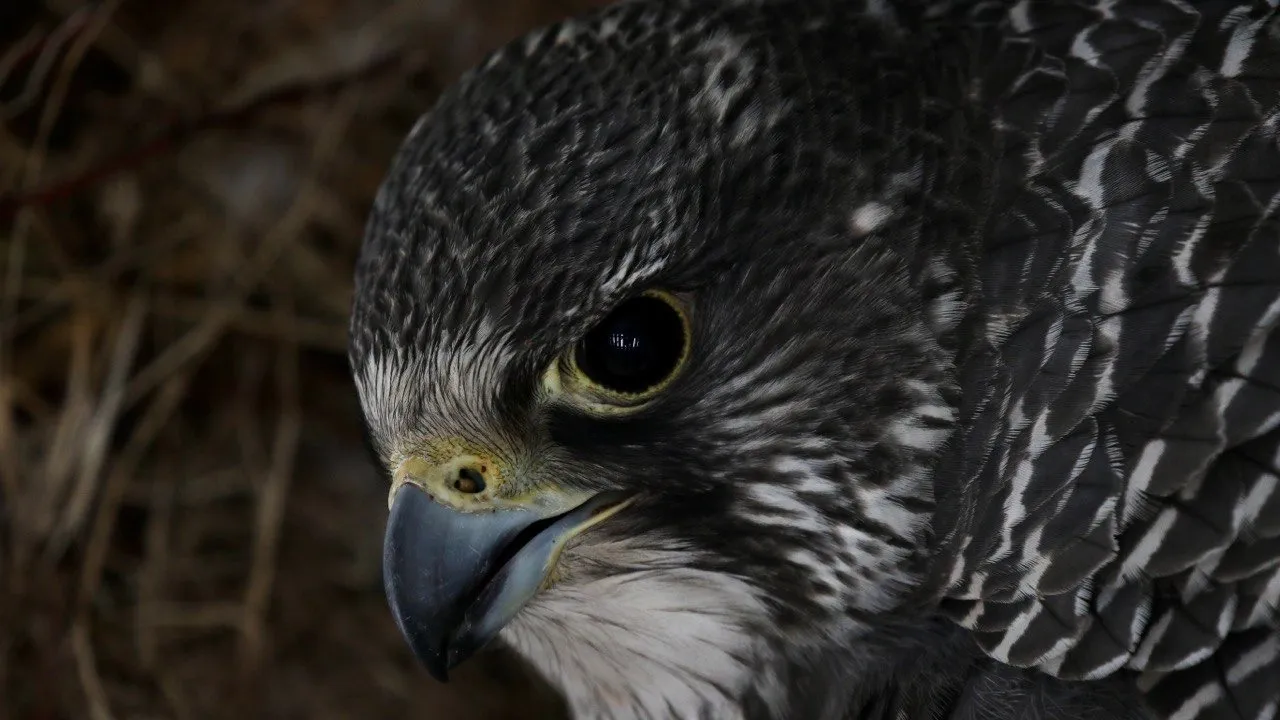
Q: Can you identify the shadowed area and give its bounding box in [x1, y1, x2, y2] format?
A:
[0, 1, 608, 718]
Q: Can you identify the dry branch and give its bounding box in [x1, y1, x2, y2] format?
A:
[0, 56, 405, 222]
[0, 1, 601, 718]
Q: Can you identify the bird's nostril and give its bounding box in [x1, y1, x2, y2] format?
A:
[454, 466, 487, 494]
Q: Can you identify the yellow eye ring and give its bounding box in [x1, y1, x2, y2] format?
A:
[546, 290, 692, 411]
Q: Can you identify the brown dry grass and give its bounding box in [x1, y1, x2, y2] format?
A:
[0, 1, 608, 718]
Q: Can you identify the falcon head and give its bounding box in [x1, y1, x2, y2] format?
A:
[350, 1, 966, 716]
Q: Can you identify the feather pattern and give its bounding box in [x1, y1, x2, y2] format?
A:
[350, 0, 1280, 717]
[934, 2, 1280, 717]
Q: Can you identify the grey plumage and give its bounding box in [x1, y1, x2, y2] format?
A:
[349, 1, 1280, 718]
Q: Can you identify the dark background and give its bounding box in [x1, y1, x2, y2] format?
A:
[0, 1, 609, 717]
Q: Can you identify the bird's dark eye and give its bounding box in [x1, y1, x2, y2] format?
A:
[573, 294, 688, 396]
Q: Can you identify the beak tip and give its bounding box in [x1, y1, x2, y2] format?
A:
[410, 633, 475, 684]
[408, 632, 475, 684]
[390, 612, 452, 682]
[446, 632, 480, 676]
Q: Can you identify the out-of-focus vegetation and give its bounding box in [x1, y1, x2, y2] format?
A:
[0, 2, 605, 717]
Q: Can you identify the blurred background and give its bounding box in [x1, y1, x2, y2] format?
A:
[0, 1, 609, 718]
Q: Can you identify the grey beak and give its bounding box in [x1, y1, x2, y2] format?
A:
[382, 484, 628, 681]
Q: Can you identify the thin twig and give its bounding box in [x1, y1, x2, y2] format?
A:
[119, 88, 362, 410]
[234, 84, 363, 674]
[0, 228, 28, 461]
[234, 348, 269, 502]
[136, 444, 180, 672]
[147, 298, 346, 351]
[0, 29, 46, 104]
[71, 621, 116, 720]
[31, 310, 95, 551]
[76, 372, 188, 616]
[140, 602, 246, 629]
[44, 0, 198, 106]
[0, 372, 56, 420]
[237, 317, 300, 669]
[6, 0, 119, 218]
[0, 50, 407, 222]
[157, 670, 196, 720]
[6, 1, 120, 567]
[0, 374, 23, 552]
[123, 466, 249, 507]
[0, 215, 199, 342]
[0, 4, 98, 122]
[54, 291, 149, 556]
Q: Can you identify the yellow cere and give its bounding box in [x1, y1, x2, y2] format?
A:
[392, 453, 506, 510]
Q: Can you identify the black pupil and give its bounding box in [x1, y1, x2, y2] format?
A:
[575, 296, 685, 394]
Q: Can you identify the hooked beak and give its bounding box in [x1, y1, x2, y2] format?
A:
[382, 483, 630, 681]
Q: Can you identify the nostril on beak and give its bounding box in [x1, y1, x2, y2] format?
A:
[454, 466, 487, 494]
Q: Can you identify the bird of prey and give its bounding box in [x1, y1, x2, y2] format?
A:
[348, 0, 1280, 717]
